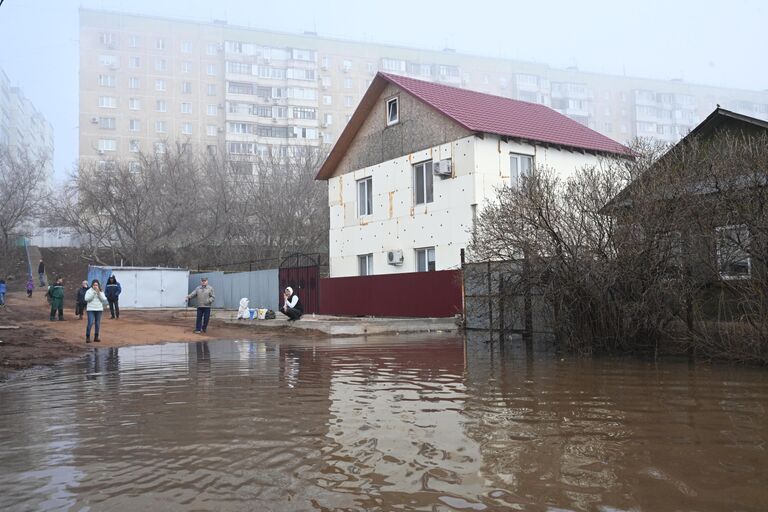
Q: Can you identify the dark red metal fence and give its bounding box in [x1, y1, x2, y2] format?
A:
[319, 270, 463, 317]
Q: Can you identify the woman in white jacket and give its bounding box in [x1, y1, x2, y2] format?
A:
[84, 279, 108, 343]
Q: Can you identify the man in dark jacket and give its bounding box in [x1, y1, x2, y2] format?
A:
[47, 277, 65, 321]
[38, 259, 46, 287]
[105, 275, 122, 319]
[75, 280, 89, 320]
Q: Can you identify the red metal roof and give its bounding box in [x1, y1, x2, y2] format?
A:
[381, 72, 631, 156]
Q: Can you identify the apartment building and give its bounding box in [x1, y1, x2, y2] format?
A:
[80, 9, 768, 170]
[0, 67, 54, 174]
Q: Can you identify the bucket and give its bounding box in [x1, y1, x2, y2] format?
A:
[257, 308, 267, 320]
[248, 308, 256, 320]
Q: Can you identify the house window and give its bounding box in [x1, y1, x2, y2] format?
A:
[128, 35, 139, 48]
[322, 95, 332, 105]
[154, 142, 166, 154]
[716, 225, 751, 279]
[129, 119, 140, 131]
[181, 61, 192, 73]
[98, 74, 116, 87]
[97, 139, 116, 152]
[344, 95, 354, 108]
[155, 100, 167, 112]
[386, 97, 399, 125]
[156, 38, 165, 50]
[129, 56, 140, 68]
[155, 79, 166, 91]
[155, 58, 167, 71]
[207, 125, 218, 137]
[357, 177, 373, 217]
[155, 120, 167, 133]
[343, 77, 353, 89]
[416, 247, 436, 272]
[358, 254, 373, 276]
[207, 84, 217, 96]
[207, 104, 218, 116]
[129, 161, 141, 172]
[99, 117, 115, 130]
[510, 153, 534, 187]
[128, 98, 140, 110]
[98, 96, 116, 108]
[207, 64, 217, 76]
[129, 139, 140, 152]
[207, 43, 218, 55]
[128, 77, 140, 89]
[182, 122, 193, 135]
[180, 41, 192, 53]
[413, 160, 434, 205]
[181, 81, 192, 94]
[181, 102, 192, 114]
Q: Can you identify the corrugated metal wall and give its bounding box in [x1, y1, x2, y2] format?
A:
[188, 269, 279, 311]
[319, 270, 462, 317]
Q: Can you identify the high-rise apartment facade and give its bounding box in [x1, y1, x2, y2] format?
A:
[0, 68, 54, 173]
[80, 9, 768, 170]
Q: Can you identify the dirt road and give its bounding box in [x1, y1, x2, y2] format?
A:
[0, 290, 287, 381]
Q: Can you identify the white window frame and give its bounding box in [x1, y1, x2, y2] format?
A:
[181, 102, 192, 114]
[386, 96, 399, 126]
[357, 176, 373, 217]
[155, 100, 167, 112]
[358, 254, 374, 276]
[716, 224, 751, 280]
[98, 96, 116, 108]
[129, 56, 140, 68]
[155, 79, 166, 91]
[97, 139, 116, 152]
[128, 98, 140, 110]
[415, 247, 436, 272]
[129, 119, 140, 132]
[155, 38, 165, 50]
[509, 153, 534, 188]
[129, 139, 140, 153]
[207, 64, 217, 76]
[413, 160, 434, 205]
[155, 120, 167, 134]
[207, 104, 218, 116]
[182, 122, 193, 135]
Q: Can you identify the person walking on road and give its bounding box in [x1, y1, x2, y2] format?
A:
[84, 279, 108, 343]
[26, 276, 34, 298]
[105, 275, 122, 319]
[47, 277, 65, 321]
[38, 259, 46, 287]
[186, 277, 215, 334]
[75, 280, 89, 320]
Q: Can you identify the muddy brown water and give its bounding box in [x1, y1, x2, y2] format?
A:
[0, 335, 766, 511]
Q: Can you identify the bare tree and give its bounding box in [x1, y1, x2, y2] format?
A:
[0, 145, 50, 255]
[468, 133, 768, 363]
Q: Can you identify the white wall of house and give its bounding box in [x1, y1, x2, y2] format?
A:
[328, 133, 612, 277]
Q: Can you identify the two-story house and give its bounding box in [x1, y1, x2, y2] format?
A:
[316, 72, 631, 277]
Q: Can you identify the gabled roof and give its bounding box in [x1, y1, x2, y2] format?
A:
[316, 72, 632, 180]
[602, 107, 768, 213]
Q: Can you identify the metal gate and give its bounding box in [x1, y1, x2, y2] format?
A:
[279, 253, 320, 314]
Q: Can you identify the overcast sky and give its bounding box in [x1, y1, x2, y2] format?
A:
[0, 0, 766, 181]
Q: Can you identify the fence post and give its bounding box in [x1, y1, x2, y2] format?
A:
[523, 253, 533, 356]
[487, 261, 493, 343]
[498, 274, 505, 344]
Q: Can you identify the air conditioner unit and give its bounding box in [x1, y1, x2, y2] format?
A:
[433, 158, 452, 177]
[90, 117, 99, 124]
[387, 250, 404, 265]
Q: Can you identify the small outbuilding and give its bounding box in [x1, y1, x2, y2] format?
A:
[86, 266, 190, 308]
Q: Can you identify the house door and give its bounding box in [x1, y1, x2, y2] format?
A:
[278, 254, 320, 314]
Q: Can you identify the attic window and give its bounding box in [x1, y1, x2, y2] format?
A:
[386, 97, 399, 126]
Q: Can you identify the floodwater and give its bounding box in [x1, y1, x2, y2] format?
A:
[0, 336, 767, 511]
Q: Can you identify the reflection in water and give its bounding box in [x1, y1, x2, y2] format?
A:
[0, 335, 766, 511]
